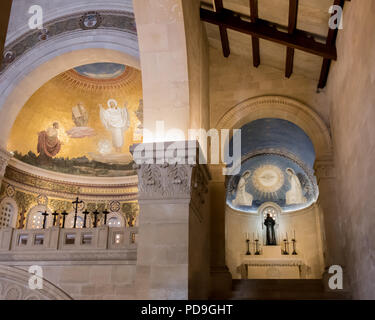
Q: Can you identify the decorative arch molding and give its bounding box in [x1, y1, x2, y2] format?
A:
[0, 197, 18, 228]
[6, 1, 135, 44]
[0, 265, 72, 300]
[0, 28, 139, 148]
[215, 96, 333, 160]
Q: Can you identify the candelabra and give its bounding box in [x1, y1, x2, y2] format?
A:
[246, 239, 251, 255]
[282, 238, 289, 255]
[291, 238, 297, 255]
[254, 239, 260, 255]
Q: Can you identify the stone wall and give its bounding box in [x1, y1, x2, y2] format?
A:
[325, 0, 375, 299]
[209, 47, 331, 129]
[31, 264, 136, 300]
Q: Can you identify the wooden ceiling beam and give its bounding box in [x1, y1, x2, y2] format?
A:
[201, 7, 337, 60]
[0, 0, 13, 63]
[318, 0, 346, 89]
[285, 0, 299, 78]
[214, 0, 230, 57]
[249, 0, 260, 67]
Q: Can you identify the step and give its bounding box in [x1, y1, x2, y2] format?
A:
[231, 279, 351, 300]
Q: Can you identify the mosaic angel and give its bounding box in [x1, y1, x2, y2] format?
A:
[285, 168, 307, 205]
[100, 99, 130, 152]
[232, 170, 253, 207]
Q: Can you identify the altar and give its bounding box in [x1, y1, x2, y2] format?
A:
[239, 246, 305, 279]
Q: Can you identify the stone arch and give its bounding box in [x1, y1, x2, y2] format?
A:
[0, 28, 139, 148]
[215, 96, 333, 161]
[0, 265, 72, 300]
[26, 205, 53, 229]
[0, 197, 18, 228]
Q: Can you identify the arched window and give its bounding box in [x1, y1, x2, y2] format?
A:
[66, 214, 85, 229]
[262, 206, 278, 222]
[105, 213, 124, 228]
[0, 198, 17, 228]
[27, 205, 52, 229]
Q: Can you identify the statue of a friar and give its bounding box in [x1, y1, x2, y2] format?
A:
[264, 214, 277, 246]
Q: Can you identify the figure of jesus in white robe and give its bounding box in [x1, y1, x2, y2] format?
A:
[100, 99, 130, 152]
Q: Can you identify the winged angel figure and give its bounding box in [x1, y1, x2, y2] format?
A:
[100, 99, 130, 152]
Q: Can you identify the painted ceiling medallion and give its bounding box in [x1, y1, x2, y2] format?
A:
[79, 12, 102, 30]
[252, 164, 284, 193]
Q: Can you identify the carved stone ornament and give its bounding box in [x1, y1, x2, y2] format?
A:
[314, 159, 336, 180]
[79, 12, 103, 30]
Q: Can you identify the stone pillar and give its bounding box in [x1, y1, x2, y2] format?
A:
[131, 141, 211, 299]
[133, 0, 191, 139]
[208, 165, 232, 299]
[0, 147, 12, 184]
[314, 158, 348, 291]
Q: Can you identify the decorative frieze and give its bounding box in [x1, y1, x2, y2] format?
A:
[131, 142, 210, 203]
[1, 10, 137, 74]
[314, 159, 336, 180]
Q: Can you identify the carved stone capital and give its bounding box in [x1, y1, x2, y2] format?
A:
[0, 148, 12, 179]
[130, 141, 210, 203]
[314, 158, 336, 180]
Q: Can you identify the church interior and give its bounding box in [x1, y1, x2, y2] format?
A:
[0, 0, 374, 300]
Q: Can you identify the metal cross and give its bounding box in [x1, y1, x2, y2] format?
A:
[41, 211, 49, 229]
[72, 197, 84, 229]
[61, 211, 69, 229]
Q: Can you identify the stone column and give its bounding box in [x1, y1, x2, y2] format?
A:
[314, 158, 344, 266]
[0, 147, 12, 184]
[314, 158, 348, 291]
[131, 141, 211, 299]
[208, 164, 232, 299]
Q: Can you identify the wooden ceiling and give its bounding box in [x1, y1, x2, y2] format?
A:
[201, 0, 349, 89]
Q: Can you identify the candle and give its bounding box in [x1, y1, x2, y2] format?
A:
[294, 230, 296, 240]
[253, 232, 255, 241]
[246, 232, 249, 240]
[286, 232, 288, 241]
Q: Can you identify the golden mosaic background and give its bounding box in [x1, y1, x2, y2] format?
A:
[7, 66, 143, 159]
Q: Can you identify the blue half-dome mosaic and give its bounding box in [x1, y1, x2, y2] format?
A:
[226, 118, 316, 168]
[226, 118, 318, 213]
[226, 153, 318, 213]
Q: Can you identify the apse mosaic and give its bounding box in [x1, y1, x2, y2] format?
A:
[7, 63, 143, 177]
[227, 118, 316, 167]
[226, 118, 318, 213]
[227, 154, 318, 213]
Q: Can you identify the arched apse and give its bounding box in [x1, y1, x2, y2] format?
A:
[216, 96, 332, 161]
[0, 23, 139, 148]
[226, 119, 318, 213]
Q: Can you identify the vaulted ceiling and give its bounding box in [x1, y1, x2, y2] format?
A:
[201, 0, 348, 87]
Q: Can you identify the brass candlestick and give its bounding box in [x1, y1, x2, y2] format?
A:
[292, 238, 297, 255]
[282, 239, 289, 255]
[246, 239, 251, 255]
[254, 239, 260, 255]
